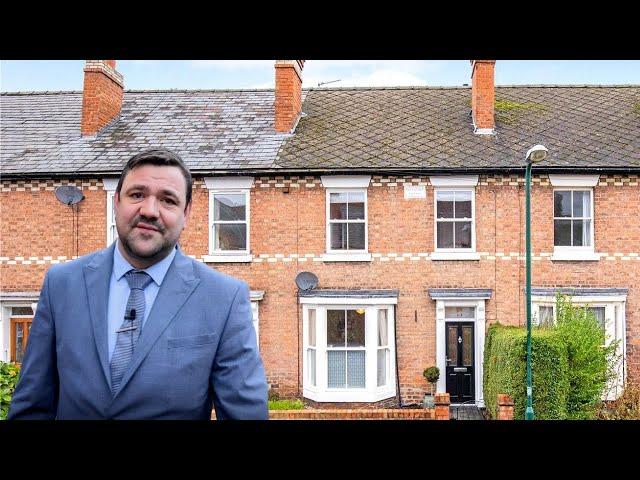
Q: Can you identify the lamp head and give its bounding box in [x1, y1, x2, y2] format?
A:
[525, 144, 548, 164]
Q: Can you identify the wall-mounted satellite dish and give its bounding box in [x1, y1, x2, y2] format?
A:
[295, 271, 318, 291]
[55, 185, 85, 205]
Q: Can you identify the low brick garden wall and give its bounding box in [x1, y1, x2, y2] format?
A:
[269, 408, 436, 420]
[211, 393, 451, 420]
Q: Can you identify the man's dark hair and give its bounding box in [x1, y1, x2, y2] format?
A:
[116, 148, 193, 207]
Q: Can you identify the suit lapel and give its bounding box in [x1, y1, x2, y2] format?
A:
[83, 243, 116, 391]
[115, 248, 200, 396]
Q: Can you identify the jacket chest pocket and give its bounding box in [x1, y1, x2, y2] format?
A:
[167, 333, 217, 349]
[167, 333, 218, 372]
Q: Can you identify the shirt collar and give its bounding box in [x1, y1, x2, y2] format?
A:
[113, 240, 177, 287]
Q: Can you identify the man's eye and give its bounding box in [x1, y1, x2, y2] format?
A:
[163, 198, 177, 205]
[131, 192, 143, 199]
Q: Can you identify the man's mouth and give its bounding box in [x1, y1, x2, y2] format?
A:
[135, 222, 160, 232]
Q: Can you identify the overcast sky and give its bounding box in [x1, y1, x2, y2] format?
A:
[1, 60, 638, 92]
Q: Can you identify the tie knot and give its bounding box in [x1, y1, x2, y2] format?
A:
[124, 270, 153, 290]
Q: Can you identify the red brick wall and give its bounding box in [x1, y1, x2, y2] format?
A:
[1, 174, 638, 403]
[471, 60, 495, 130]
[274, 61, 303, 133]
[81, 61, 123, 136]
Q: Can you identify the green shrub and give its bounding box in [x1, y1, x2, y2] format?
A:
[268, 399, 305, 410]
[555, 295, 619, 419]
[484, 294, 619, 420]
[267, 388, 280, 402]
[423, 366, 440, 384]
[0, 362, 20, 420]
[484, 324, 569, 419]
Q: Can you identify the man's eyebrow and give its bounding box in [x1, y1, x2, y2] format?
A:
[125, 184, 149, 192]
[125, 185, 179, 198]
[160, 189, 180, 199]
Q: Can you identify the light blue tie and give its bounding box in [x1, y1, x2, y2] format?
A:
[110, 270, 153, 395]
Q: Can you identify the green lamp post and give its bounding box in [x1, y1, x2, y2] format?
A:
[524, 144, 548, 420]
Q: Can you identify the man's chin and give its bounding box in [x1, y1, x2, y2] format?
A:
[123, 239, 165, 260]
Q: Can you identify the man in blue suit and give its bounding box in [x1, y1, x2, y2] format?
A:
[8, 148, 268, 419]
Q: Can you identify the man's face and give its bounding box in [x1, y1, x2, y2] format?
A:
[115, 164, 191, 268]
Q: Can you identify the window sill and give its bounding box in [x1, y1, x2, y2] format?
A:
[430, 251, 481, 261]
[321, 253, 372, 262]
[550, 251, 600, 262]
[303, 387, 396, 403]
[203, 254, 253, 263]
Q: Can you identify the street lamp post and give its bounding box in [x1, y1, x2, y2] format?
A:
[524, 144, 548, 421]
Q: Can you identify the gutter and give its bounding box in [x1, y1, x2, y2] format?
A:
[2, 165, 639, 181]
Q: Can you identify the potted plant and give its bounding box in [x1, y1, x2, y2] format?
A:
[422, 366, 440, 408]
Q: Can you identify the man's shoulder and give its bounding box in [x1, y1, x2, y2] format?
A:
[46, 247, 111, 278]
[187, 256, 248, 292]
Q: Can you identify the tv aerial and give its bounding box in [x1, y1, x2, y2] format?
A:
[295, 271, 319, 291]
[317, 79, 341, 87]
[54, 185, 85, 205]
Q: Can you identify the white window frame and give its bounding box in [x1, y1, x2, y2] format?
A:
[323, 188, 370, 261]
[203, 177, 253, 263]
[103, 178, 119, 246]
[532, 294, 626, 400]
[300, 296, 397, 403]
[434, 297, 487, 407]
[551, 187, 597, 261]
[429, 176, 479, 261]
[251, 302, 260, 349]
[321, 176, 371, 262]
[548, 174, 600, 261]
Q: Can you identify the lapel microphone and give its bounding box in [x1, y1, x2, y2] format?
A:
[116, 309, 137, 334]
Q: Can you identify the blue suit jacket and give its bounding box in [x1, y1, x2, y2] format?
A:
[8, 243, 268, 420]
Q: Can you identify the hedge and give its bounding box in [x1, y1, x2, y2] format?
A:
[483, 324, 569, 420]
[0, 361, 20, 420]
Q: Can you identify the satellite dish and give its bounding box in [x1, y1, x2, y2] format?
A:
[295, 271, 318, 291]
[55, 185, 85, 205]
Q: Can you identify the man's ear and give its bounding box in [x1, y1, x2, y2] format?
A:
[114, 191, 120, 211]
[183, 201, 193, 229]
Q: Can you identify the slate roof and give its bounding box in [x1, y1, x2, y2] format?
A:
[1, 89, 293, 176]
[276, 85, 640, 171]
[1, 85, 638, 177]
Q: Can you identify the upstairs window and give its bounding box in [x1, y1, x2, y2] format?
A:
[435, 189, 475, 251]
[327, 191, 367, 252]
[204, 177, 253, 263]
[554, 189, 593, 247]
[211, 192, 249, 253]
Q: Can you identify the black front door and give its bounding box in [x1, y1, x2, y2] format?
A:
[445, 322, 474, 403]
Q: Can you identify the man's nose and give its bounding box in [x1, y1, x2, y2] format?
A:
[138, 195, 160, 218]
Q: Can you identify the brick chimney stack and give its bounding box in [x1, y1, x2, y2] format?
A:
[274, 60, 305, 133]
[81, 60, 124, 136]
[470, 60, 496, 135]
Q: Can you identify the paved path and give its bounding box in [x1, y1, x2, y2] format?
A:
[450, 405, 485, 420]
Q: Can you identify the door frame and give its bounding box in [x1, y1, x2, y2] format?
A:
[445, 321, 475, 403]
[435, 298, 487, 407]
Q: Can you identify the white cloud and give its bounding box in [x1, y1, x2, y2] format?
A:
[303, 69, 429, 88]
[189, 60, 272, 70]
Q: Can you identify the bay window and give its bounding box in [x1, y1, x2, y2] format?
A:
[301, 292, 397, 402]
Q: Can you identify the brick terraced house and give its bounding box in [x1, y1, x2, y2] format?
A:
[1, 60, 638, 407]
